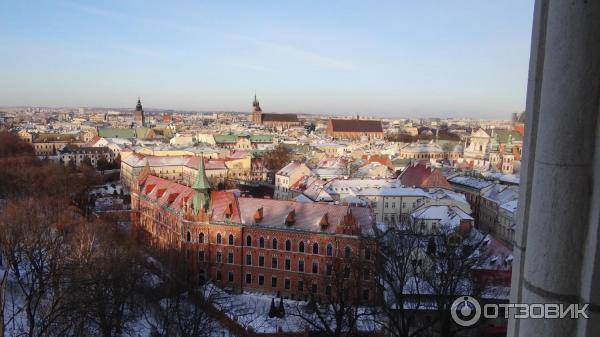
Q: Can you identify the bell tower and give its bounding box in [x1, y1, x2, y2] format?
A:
[251, 93, 262, 124]
[134, 97, 145, 127]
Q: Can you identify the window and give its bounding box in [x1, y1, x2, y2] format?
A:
[345, 246, 352, 259]
[285, 257, 291, 270]
[272, 238, 278, 250]
[344, 266, 350, 279]
[259, 255, 265, 267]
[363, 268, 370, 281]
[326, 263, 332, 276]
[312, 243, 319, 255]
[246, 235, 252, 246]
[285, 278, 291, 290]
[365, 248, 371, 260]
[216, 252, 222, 263]
[246, 273, 252, 284]
[298, 280, 304, 292]
[216, 233, 222, 244]
[259, 237, 265, 248]
[285, 239, 291, 251]
[312, 261, 319, 274]
[246, 254, 252, 266]
[198, 251, 205, 262]
[363, 289, 370, 301]
[311, 283, 318, 294]
[258, 275, 264, 286]
[299, 241, 305, 253]
[326, 285, 332, 296]
[216, 271, 222, 281]
[199, 233, 205, 243]
[326, 244, 333, 256]
[271, 256, 278, 269]
[271, 276, 277, 288]
[228, 234, 234, 245]
[298, 260, 305, 272]
[228, 252, 234, 264]
[228, 271, 234, 282]
[186, 231, 191, 242]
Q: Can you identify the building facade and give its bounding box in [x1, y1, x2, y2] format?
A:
[326, 118, 384, 141]
[130, 161, 377, 302]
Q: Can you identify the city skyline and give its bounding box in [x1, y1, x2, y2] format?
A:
[1, 0, 534, 118]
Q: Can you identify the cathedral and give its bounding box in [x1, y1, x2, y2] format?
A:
[251, 94, 301, 130]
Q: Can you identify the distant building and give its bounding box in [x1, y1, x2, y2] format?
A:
[274, 162, 312, 200]
[399, 141, 445, 159]
[250, 95, 301, 130]
[59, 144, 113, 168]
[133, 98, 145, 127]
[326, 117, 384, 140]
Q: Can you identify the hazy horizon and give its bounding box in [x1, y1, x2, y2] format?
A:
[0, 1, 534, 119]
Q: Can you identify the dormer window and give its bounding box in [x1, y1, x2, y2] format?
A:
[286, 209, 295, 226]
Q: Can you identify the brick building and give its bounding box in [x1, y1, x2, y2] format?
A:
[326, 118, 384, 141]
[131, 159, 377, 302]
[251, 95, 301, 130]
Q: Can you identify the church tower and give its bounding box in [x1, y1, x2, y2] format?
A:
[134, 97, 145, 127]
[252, 93, 262, 124]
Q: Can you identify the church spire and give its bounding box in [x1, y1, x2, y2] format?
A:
[192, 154, 211, 213]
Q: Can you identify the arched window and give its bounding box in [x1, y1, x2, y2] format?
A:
[199, 233, 205, 243]
[285, 240, 291, 251]
[272, 238, 278, 250]
[299, 241, 305, 253]
[312, 243, 319, 255]
[246, 235, 252, 247]
[345, 246, 352, 259]
[228, 234, 234, 245]
[186, 231, 191, 242]
[326, 243, 333, 256]
[259, 237, 265, 248]
[216, 233, 222, 244]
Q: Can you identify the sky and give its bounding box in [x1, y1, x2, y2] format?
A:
[0, 0, 534, 118]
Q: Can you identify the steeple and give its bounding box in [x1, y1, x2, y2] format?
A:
[491, 133, 500, 152]
[192, 155, 211, 214]
[136, 97, 143, 111]
[252, 93, 262, 112]
[134, 97, 145, 127]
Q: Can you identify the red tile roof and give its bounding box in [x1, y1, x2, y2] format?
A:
[399, 163, 451, 188]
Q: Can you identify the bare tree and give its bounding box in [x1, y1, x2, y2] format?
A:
[376, 229, 490, 337]
[375, 232, 434, 337]
[288, 251, 377, 337]
[141, 249, 217, 337]
[0, 197, 74, 337]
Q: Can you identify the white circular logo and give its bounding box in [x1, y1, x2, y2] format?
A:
[451, 296, 481, 327]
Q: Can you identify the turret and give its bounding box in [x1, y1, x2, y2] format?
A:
[191, 155, 211, 214]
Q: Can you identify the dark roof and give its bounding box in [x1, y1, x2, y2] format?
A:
[261, 113, 298, 122]
[60, 144, 110, 154]
[329, 119, 383, 133]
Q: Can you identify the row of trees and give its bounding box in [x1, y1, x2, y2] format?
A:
[279, 230, 490, 337]
[0, 132, 220, 337]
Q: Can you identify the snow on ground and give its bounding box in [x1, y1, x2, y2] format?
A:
[90, 182, 128, 196]
[205, 284, 381, 334]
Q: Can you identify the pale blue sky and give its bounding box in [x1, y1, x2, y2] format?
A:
[0, 0, 534, 118]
